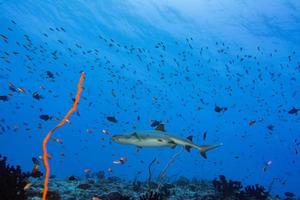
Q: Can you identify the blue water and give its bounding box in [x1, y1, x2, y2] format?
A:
[0, 0, 300, 197]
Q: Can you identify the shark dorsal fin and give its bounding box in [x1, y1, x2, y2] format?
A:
[155, 123, 165, 132]
[131, 132, 138, 138]
[187, 135, 193, 142]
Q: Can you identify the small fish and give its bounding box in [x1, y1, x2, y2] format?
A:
[248, 120, 256, 126]
[24, 182, 32, 190]
[84, 168, 92, 173]
[17, 87, 26, 93]
[288, 107, 300, 115]
[106, 116, 118, 123]
[31, 157, 43, 178]
[40, 114, 52, 121]
[214, 106, 222, 113]
[267, 125, 274, 131]
[113, 160, 123, 165]
[107, 167, 113, 173]
[0, 95, 8, 101]
[52, 138, 63, 144]
[86, 128, 93, 134]
[32, 92, 43, 100]
[113, 156, 127, 165]
[214, 105, 228, 113]
[8, 82, 17, 92]
[111, 89, 116, 97]
[46, 71, 55, 79]
[102, 129, 109, 135]
[32, 157, 39, 165]
[262, 160, 272, 172]
[203, 131, 207, 141]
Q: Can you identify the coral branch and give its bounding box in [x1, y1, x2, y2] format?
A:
[42, 72, 85, 200]
[147, 158, 157, 190]
[158, 149, 183, 181]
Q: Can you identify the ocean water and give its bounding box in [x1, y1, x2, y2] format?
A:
[0, 0, 299, 199]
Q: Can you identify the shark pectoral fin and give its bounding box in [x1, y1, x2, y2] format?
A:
[155, 123, 166, 132]
[168, 140, 177, 149]
[185, 145, 192, 152]
[199, 143, 223, 159]
[136, 146, 142, 152]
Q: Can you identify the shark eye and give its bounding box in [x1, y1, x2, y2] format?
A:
[157, 139, 163, 142]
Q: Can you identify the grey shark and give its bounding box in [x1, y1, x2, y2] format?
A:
[112, 124, 223, 159]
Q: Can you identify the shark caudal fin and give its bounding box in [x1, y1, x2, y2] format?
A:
[199, 143, 223, 159]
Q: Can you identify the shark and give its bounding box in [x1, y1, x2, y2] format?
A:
[112, 124, 223, 159]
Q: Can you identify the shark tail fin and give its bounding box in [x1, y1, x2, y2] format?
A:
[199, 143, 223, 159]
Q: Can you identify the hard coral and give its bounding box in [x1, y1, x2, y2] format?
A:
[212, 175, 242, 199]
[27, 190, 61, 200]
[0, 155, 29, 200]
[44, 191, 61, 200]
[103, 192, 131, 200]
[239, 184, 269, 200]
[174, 176, 190, 187]
[139, 191, 162, 200]
[77, 183, 91, 190]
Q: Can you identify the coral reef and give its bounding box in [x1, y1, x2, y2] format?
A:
[23, 174, 291, 200]
[212, 174, 242, 199]
[212, 175, 272, 200]
[284, 192, 296, 200]
[239, 184, 269, 200]
[139, 191, 162, 200]
[0, 154, 30, 200]
[102, 192, 131, 200]
[0, 168, 291, 200]
[1, 154, 291, 200]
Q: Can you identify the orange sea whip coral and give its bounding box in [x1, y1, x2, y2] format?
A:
[42, 72, 85, 200]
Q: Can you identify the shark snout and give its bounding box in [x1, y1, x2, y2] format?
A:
[111, 135, 119, 141]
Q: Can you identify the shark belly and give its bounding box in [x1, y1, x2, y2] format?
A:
[131, 138, 172, 147]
